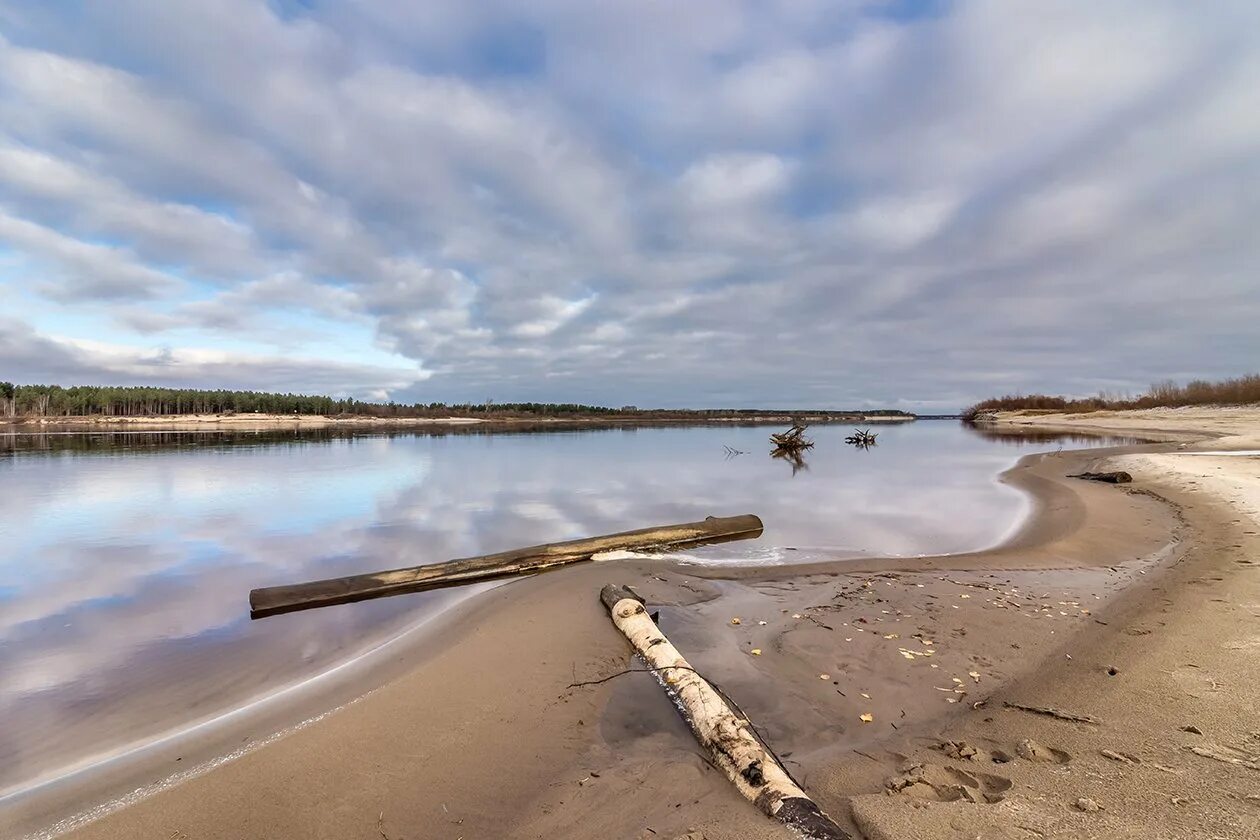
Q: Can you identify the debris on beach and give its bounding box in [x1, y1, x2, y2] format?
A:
[1100, 749, 1139, 764]
[596, 584, 851, 839]
[1003, 701, 1102, 725]
[1186, 743, 1260, 770]
[1068, 470, 1133, 484]
[250, 514, 765, 618]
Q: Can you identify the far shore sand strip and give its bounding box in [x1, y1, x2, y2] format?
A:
[1, 411, 919, 432]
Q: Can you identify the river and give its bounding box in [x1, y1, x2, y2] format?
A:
[0, 421, 1131, 801]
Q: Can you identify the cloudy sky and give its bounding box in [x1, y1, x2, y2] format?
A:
[0, 1, 1256, 410]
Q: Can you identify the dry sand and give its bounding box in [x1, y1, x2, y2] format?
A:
[980, 404, 1260, 444]
[6, 408, 1259, 839]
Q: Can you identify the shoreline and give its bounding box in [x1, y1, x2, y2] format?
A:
[0, 412, 918, 433]
[5, 409, 1257, 839]
[971, 404, 1258, 443]
[0, 439, 1104, 838]
[0, 436, 1132, 832]
[0, 580, 508, 828]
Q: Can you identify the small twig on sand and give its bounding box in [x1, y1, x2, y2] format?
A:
[803, 614, 834, 631]
[696, 751, 722, 774]
[1003, 701, 1101, 725]
[1186, 745, 1260, 771]
[378, 811, 402, 840]
[940, 578, 1001, 592]
[567, 664, 715, 690]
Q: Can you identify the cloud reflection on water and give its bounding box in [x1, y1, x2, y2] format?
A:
[0, 423, 1125, 792]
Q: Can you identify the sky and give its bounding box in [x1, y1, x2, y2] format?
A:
[0, 1, 1257, 412]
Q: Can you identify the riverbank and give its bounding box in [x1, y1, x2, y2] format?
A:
[974, 404, 1260, 443]
[8, 409, 1258, 839]
[838, 408, 1260, 838]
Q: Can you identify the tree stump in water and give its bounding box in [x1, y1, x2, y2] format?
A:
[844, 429, 877, 448]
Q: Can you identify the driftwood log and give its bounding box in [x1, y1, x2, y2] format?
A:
[250, 514, 763, 619]
[1068, 471, 1132, 484]
[599, 584, 850, 839]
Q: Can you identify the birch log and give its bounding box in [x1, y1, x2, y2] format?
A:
[599, 584, 850, 840]
[250, 514, 762, 619]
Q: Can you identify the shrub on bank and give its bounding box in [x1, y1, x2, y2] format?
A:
[963, 373, 1260, 420]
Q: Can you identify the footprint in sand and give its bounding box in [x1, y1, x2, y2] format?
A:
[935, 739, 1014, 765]
[1015, 738, 1072, 764]
[937, 735, 1073, 770]
[935, 737, 1069, 765]
[1168, 665, 1226, 698]
[885, 762, 1012, 804]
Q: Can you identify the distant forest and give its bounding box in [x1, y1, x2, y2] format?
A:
[0, 382, 910, 421]
[964, 373, 1260, 419]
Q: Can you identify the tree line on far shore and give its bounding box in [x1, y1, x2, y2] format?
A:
[963, 373, 1260, 420]
[0, 382, 628, 419]
[0, 381, 910, 421]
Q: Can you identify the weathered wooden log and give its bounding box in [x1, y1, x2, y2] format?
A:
[250, 514, 763, 619]
[599, 584, 850, 839]
[1068, 471, 1132, 484]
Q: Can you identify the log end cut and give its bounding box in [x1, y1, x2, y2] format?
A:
[599, 583, 644, 612]
[771, 797, 852, 840]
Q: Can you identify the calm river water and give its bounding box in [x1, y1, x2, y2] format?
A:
[0, 421, 1129, 798]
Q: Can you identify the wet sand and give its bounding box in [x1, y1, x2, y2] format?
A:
[7, 409, 1259, 839]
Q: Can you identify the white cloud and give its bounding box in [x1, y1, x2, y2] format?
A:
[0, 143, 261, 278]
[0, 1, 1255, 407]
[0, 209, 180, 300]
[508, 294, 595, 338]
[0, 319, 426, 396]
[679, 153, 794, 206]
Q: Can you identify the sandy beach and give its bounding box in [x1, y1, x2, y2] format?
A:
[6, 408, 1259, 840]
